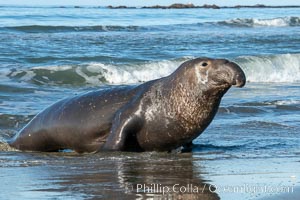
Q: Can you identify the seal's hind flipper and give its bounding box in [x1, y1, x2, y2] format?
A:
[0, 141, 19, 151]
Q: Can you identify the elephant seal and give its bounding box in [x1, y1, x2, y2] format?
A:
[9, 58, 246, 153]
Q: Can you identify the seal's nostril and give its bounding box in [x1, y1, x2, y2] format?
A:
[234, 74, 246, 87]
[217, 59, 229, 64]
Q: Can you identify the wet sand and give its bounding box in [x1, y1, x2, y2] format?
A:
[262, 187, 300, 200]
[0, 151, 219, 200]
[1, 147, 299, 200]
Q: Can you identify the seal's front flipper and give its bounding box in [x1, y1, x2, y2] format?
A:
[168, 142, 194, 153]
[181, 141, 194, 153]
[102, 110, 143, 151]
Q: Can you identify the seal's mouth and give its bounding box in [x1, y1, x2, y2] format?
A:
[232, 74, 246, 87]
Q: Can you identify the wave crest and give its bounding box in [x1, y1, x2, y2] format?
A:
[234, 54, 300, 83]
[218, 16, 300, 27]
[3, 25, 140, 33]
[4, 54, 300, 85]
[6, 59, 186, 86]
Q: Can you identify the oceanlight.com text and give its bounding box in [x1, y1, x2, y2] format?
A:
[132, 183, 294, 195]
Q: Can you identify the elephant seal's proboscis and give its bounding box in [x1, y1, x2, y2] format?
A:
[9, 58, 246, 153]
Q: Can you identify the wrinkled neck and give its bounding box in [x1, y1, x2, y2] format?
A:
[168, 73, 230, 103]
[164, 75, 230, 132]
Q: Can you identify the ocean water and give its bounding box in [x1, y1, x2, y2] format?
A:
[0, 6, 300, 200]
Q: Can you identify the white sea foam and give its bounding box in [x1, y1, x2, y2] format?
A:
[273, 100, 300, 106]
[33, 65, 73, 71]
[252, 18, 288, 27]
[221, 16, 300, 27]
[82, 59, 184, 85]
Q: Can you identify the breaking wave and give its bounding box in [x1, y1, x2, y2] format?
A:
[6, 59, 186, 85]
[235, 53, 300, 83]
[218, 16, 300, 27]
[4, 54, 300, 86]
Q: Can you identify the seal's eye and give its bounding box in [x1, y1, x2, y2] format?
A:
[201, 62, 208, 67]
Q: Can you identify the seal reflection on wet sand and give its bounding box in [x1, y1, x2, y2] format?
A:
[0, 152, 220, 200]
[8, 58, 246, 153]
